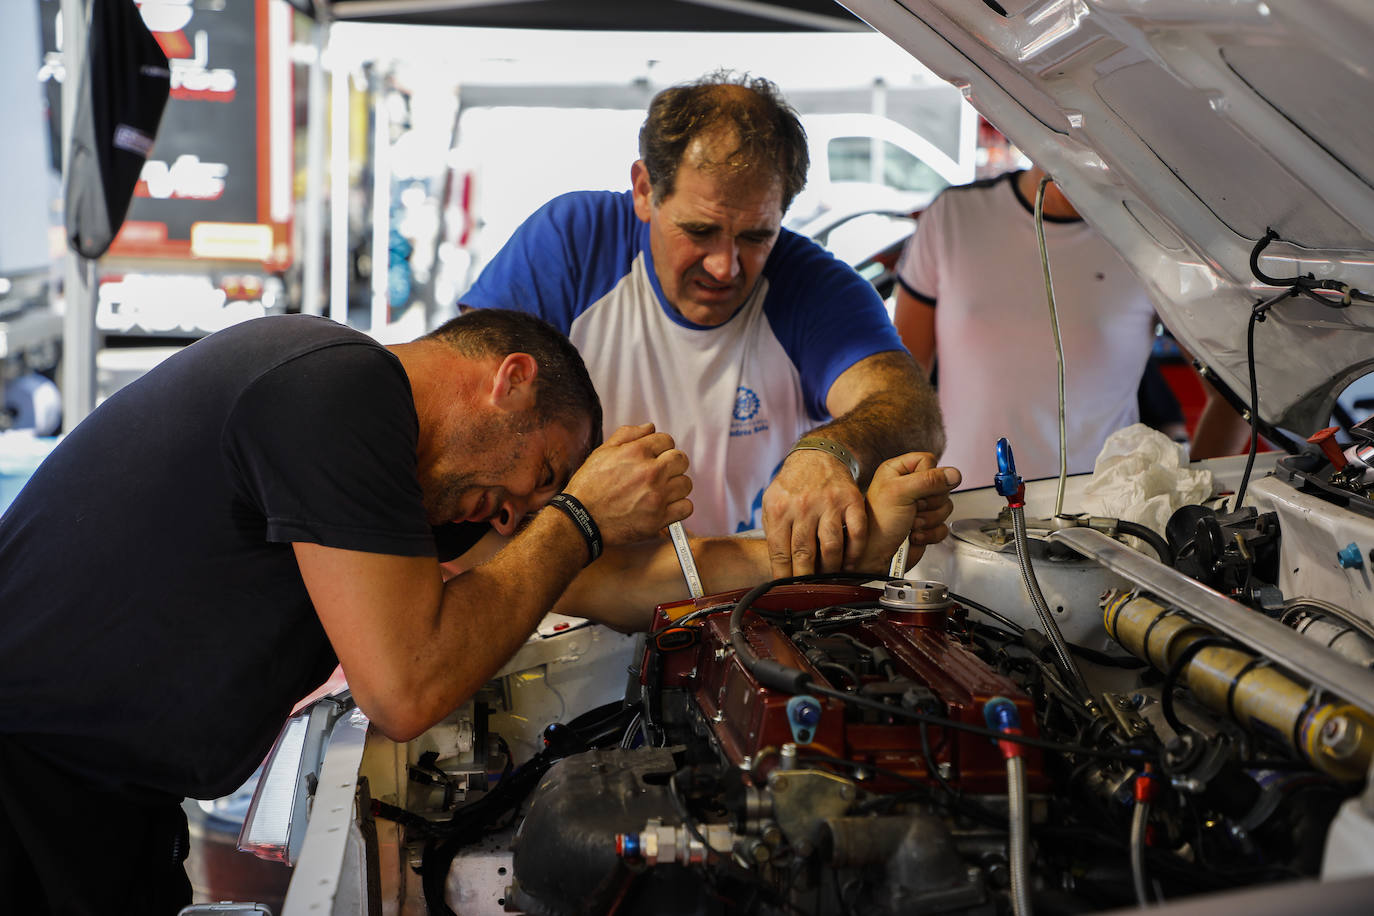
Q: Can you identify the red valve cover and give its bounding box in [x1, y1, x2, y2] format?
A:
[646, 584, 1047, 794]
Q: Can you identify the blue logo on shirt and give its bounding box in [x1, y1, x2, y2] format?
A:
[734, 387, 760, 421]
[731, 386, 769, 438]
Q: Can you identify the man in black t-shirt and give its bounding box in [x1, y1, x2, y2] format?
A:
[0, 310, 959, 913]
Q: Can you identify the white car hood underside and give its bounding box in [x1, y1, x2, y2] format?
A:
[842, 0, 1374, 434]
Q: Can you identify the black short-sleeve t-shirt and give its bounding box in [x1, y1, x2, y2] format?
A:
[0, 315, 438, 799]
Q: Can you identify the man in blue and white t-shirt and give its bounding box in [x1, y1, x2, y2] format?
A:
[462, 72, 945, 578]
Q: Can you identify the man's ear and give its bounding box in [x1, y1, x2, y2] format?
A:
[489, 352, 538, 411]
[631, 160, 655, 224]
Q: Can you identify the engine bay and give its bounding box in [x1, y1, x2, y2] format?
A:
[301, 420, 1374, 916]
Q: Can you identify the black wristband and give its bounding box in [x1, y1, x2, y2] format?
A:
[547, 493, 603, 565]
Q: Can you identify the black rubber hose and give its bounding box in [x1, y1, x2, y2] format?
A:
[420, 702, 632, 915]
[727, 572, 883, 693]
[1115, 519, 1174, 567]
[1160, 635, 1237, 740]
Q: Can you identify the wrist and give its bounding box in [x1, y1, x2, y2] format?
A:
[546, 493, 603, 566]
[788, 436, 861, 482]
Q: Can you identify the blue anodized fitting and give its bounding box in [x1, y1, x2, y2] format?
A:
[984, 695, 1021, 733]
[786, 695, 823, 745]
[994, 437, 1023, 499]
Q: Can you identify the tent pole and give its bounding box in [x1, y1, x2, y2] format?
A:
[60, 0, 97, 430]
[329, 32, 351, 327]
[301, 11, 329, 317]
[369, 66, 391, 334]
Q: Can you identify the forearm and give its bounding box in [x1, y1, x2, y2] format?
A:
[332, 511, 588, 741]
[556, 453, 962, 631]
[1190, 387, 1252, 460]
[434, 515, 589, 695]
[810, 353, 945, 485]
[556, 535, 769, 631]
[892, 287, 936, 377]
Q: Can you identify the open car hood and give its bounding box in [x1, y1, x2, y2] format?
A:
[841, 0, 1374, 435]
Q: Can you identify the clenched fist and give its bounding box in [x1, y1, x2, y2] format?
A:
[563, 423, 693, 547]
[856, 453, 960, 572]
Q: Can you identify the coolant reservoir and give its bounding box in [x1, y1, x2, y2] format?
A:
[910, 516, 1134, 652]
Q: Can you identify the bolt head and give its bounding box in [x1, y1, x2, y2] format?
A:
[792, 700, 821, 726]
[1322, 716, 1363, 757]
[1323, 716, 1349, 743]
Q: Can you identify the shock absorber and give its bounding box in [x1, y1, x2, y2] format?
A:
[1103, 591, 1374, 780]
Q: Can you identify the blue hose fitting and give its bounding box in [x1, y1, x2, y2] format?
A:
[786, 695, 823, 745]
[994, 438, 1026, 506]
[984, 695, 1021, 732]
[985, 695, 1024, 760]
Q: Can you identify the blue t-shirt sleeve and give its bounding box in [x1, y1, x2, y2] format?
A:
[762, 230, 905, 420]
[460, 190, 643, 332]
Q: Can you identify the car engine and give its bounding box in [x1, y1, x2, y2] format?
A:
[301, 422, 1367, 916]
[239, 421, 1374, 916]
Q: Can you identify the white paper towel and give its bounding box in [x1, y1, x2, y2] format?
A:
[1079, 423, 1216, 536]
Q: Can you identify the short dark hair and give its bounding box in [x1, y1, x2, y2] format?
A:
[639, 70, 809, 211]
[426, 309, 603, 454]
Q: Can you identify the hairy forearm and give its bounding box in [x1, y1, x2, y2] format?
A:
[302, 509, 591, 742]
[436, 522, 587, 688]
[811, 351, 945, 486]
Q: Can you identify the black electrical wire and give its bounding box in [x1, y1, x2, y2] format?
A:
[919, 588, 1137, 668]
[966, 616, 1143, 671]
[1070, 643, 1148, 669]
[419, 701, 633, 916]
[730, 574, 1158, 763]
[815, 661, 861, 688]
[1233, 228, 1373, 512]
[675, 601, 737, 626]
[420, 752, 550, 916]
[806, 681, 1157, 764]
[1115, 519, 1174, 567]
[951, 589, 1025, 634]
[1249, 228, 1374, 303]
[728, 572, 887, 693]
[1232, 291, 1287, 513]
[667, 770, 719, 853]
[919, 720, 958, 797]
[754, 599, 880, 621]
[915, 720, 1012, 830]
[1159, 635, 1238, 740]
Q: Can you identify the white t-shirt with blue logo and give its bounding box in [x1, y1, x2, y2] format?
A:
[462, 190, 902, 535]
